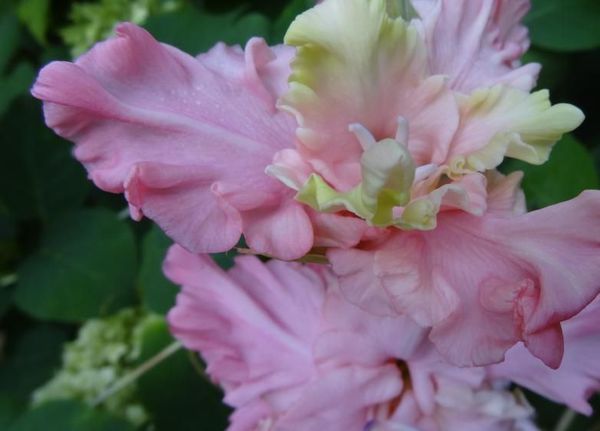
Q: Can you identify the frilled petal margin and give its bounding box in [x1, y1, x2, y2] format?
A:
[490, 296, 600, 415]
[413, 0, 541, 93]
[329, 191, 600, 367]
[31, 23, 313, 260]
[165, 248, 323, 404]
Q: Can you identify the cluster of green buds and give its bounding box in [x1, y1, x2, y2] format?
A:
[61, 0, 180, 57]
[32, 309, 159, 426]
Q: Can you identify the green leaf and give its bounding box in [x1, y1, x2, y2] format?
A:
[0, 13, 20, 74]
[14, 209, 137, 322]
[504, 135, 599, 209]
[211, 251, 236, 270]
[0, 215, 18, 272]
[521, 48, 568, 91]
[138, 225, 238, 313]
[0, 394, 21, 429]
[0, 14, 33, 116]
[8, 401, 134, 431]
[0, 99, 90, 220]
[17, 0, 49, 44]
[0, 216, 18, 317]
[0, 325, 68, 406]
[567, 395, 600, 430]
[0, 62, 35, 117]
[270, 0, 313, 43]
[144, 4, 270, 55]
[526, 0, 600, 52]
[136, 317, 230, 430]
[138, 226, 177, 314]
[0, 286, 13, 318]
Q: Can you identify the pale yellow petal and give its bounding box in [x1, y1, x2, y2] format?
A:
[279, 0, 431, 189]
[449, 86, 584, 174]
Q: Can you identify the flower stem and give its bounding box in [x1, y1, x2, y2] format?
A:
[92, 341, 182, 407]
[554, 408, 577, 431]
[0, 273, 17, 287]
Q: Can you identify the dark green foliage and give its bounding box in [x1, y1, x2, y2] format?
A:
[14, 209, 137, 321]
[8, 400, 134, 431]
[0, 13, 35, 117]
[138, 226, 178, 314]
[526, 0, 600, 52]
[144, 3, 270, 55]
[0, 395, 20, 429]
[138, 226, 237, 314]
[503, 134, 599, 209]
[0, 99, 90, 221]
[0, 325, 68, 408]
[135, 317, 230, 430]
[270, 0, 313, 42]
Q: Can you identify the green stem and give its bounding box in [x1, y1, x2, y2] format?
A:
[555, 408, 577, 431]
[117, 207, 130, 220]
[92, 341, 182, 407]
[0, 273, 17, 287]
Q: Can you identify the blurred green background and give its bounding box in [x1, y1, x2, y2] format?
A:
[0, 0, 598, 429]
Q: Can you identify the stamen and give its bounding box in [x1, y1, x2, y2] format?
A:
[349, 123, 377, 150]
[395, 116, 409, 145]
[414, 163, 439, 183]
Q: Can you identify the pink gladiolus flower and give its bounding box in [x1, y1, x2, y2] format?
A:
[166, 248, 542, 431]
[166, 247, 417, 431]
[31, 0, 600, 370]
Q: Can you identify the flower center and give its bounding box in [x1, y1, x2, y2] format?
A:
[292, 118, 450, 230]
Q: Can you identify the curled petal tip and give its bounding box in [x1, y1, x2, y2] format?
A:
[349, 123, 377, 150]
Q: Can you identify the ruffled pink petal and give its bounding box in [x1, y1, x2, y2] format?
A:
[330, 191, 600, 367]
[329, 228, 465, 327]
[165, 246, 323, 403]
[241, 201, 313, 261]
[308, 210, 368, 249]
[124, 162, 242, 251]
[228, 400, 272, 431]
[275, 365, 403, 431]
[490, 296, 600, 415]
[405, 342, 487, 417]
[379, 344, 536, 431]
[417, 380, 536, 431]
[500, 191, 600, 332]
[32, 23, 309, 257]
[433, 171, 488, 216]
[485, 170, 526, 216]
[433, 191, 600, 367]
[328, 244, 401, 318]
[402, 77, 462, 168]
[314, 274, 427, 366]
[198, 40, 295, 100]
[413, 0, 540, 92]
[166, 245, 406, 431]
